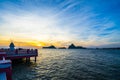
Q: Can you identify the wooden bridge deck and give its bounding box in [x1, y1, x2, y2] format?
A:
[0, 49, 38, 61]
[6, 53, 38, 59]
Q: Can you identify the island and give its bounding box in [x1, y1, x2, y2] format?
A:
[68, 44, 86, 49]
[58, 47, 66, 49]
[42, 45, 56, 49]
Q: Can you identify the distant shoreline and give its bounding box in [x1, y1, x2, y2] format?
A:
[41, 43, 120, 50]
[41, 48, 120, 50]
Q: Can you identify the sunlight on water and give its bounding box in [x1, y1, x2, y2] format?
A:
[12, 49, 120, 80]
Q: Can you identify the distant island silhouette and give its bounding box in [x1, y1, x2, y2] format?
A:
[68, 44, 86, 49]
[42, 45, 56, 49]
[95, 47, 120, 50]
[42, 44, 86, 49]
[41, 43, 120, 49]
[58, 47, 66, 49]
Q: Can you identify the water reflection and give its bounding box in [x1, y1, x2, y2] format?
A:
[12, 49, 120, 80]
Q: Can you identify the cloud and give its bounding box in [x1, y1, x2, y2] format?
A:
[0, 0, 120, 47]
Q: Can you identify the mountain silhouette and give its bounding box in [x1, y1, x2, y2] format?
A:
[42, 45, 56, 49]
[68, 44, 86, 49]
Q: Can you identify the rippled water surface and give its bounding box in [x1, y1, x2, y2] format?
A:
[12, 49, 120, 80]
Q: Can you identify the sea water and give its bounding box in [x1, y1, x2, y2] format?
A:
[12, 49, 120, 80]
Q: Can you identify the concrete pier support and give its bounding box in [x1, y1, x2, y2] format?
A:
[26, 57, 30, 63]
[35, 56, 37, 62]
[26, 58, 27, 63]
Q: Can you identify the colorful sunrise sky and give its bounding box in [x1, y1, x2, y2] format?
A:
[0, 0, 120, 48]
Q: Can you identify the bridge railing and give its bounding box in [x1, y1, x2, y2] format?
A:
[16, 49, 38, 55]
[0, 49, 38, 56]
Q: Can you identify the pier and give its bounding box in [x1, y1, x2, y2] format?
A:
[0, 49, 38, 62]
[0, 42, 38, 80]
[0, 49, 38, 80]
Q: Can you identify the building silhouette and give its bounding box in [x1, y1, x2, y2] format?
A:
[9, 42, 15, 51]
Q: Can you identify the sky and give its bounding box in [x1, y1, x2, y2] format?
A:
[0, 0, 120, 48]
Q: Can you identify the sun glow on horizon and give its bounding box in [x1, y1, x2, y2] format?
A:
[0, 0, 120, 48]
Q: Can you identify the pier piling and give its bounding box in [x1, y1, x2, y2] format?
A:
[35, 56, 37, 62]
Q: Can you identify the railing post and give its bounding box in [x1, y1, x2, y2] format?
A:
[35, 56, 37, 62]
[27, 49, 29, 54]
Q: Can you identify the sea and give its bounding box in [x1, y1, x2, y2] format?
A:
[12, 49, 120, 80]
